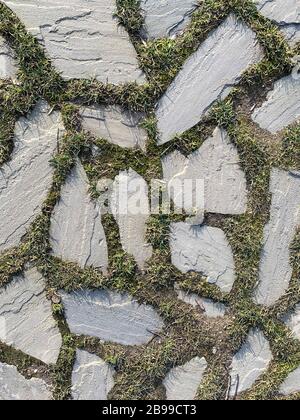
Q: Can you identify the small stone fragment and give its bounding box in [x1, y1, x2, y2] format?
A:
[0, 36, 17, 80]
[279, 366, 300, 396]
[175, 287, 227, 318]
[282, 303, 300, 340]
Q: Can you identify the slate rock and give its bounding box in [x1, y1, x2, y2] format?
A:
[0, 36, 17, 80]
[279, 366, 300, 396]
[282, 303, 300, 341]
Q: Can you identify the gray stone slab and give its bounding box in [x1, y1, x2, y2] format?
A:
[282, 303, 300, 341]
[175, 286, 227, 317]
[163, 357, 207, 400]
[0, 100, 61, 253]
[0, 268, 62, 364]
[279, 366, 300, 396]
[72, 349, 115, 400]
[253, 169, 300, 306]
[156, 14, 263, 144]
[60, 289, 164, 346]
[0, 362, 52, 400]
[3, 0, 144, 84]
[0, 36, 17, 80]
[170, 222, 236, 293]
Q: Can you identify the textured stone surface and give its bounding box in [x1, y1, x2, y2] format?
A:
[175, 287, 227, 318]
[170, 222, 236, 293]
[80, 105, 147, 151]
[0, 362, 52, 400]
[156, 14, 263, 144]
[253, 169, 300, 306]
[229, 329, 272, 397]
[0, 36, 17, 80]
[3, 0, 144, 83]
[279, 366, 300, 396]
[140, 0, 198, 39]
[0, 268, 62, 364]
[72, 349, 114, 400]
[0, 100, 61, 253]
[282, 303, 300, 340]
[163, 357, 207, 400]
[50, 161, 108, 273]
[60, 289, 164, 345]
[252, 74, 300, 133]
[162, 127, 248, 215]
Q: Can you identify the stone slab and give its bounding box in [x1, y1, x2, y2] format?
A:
[279, 366, 300, 396]
[175, 286, 227, 317]
[0, 36, 17, 80]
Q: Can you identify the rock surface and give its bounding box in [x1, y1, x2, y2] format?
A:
[0, 268, 62, 364]
[0, 362, 52, 400]
[252, 74, 300, 133]
[253, 169, 300, 306]
[0, 100, 61, 253]
[72, 349, 115, 400]
[163, 357, 207, 400]
[229, 329, 272, 397]
[60, 289, 164, 345]
[282, 303, 300, 340]
[170, 222, 236, 293]
[175, 287, 227, 317]
[279, 366, 300, 396]
[156, 14, 263, 144]
[50, 161, 108, 273]
[3, 0, 144, 83]
[0, 36, 17, 80]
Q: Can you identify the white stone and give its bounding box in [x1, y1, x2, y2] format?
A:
[0, 100, 61, 253]
[253, 170, 300, 306]
[60, 289, 164, 346]
[170, 222, 236, 293]
[2, 0, 144, 84]
[282, 303, 300, 341]
[163, 357, 207, 400]
[155, 14, 263, 144]
[229, 329, 272, 397]
[0, 268, 62, 364]
[72, 349, 114, 401]
[50, 161, 108, 273]
[175, 287, 227, 318]
[0, 36, 17, 80]
[0, 362, 52, 400]
[252, 74, 300, 133]
[279, 366, 300, 396]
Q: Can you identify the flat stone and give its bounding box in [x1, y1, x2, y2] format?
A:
[0, 36, 17, 80]
[140, 0, 198, 39]
[279, 366, 300, 396]
[252, 74, 300, 133]
[170, 222, 236, 293]
[162, 127, 248, 215]
[253, 169, 300, 306]
[0, 268, 62, 364]
[156, 14, 263, 144]
[60, 289, 164, 346]
[0, 362, 52, 400]
[229, 329, 272, 397]
[163, 357, 207, 400]
[50, 161, 108, 273]
[80, 105, 147, 151]
[3, 0, 144, 84]
[0, 100, 61, 253]
[72, 349, 114, 400]
[282, 303, 300, 340]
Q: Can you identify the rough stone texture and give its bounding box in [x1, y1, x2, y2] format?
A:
[0, 100, 61, 253]
[60, 289, 164, 346]
[252, 74, 300, 134]
[162, 127, 248, 215]
[170, 222, 236, 293]
[50, 161, 108, 273]
[0, 36, 17, 80]
[253, 169, 300, 306]
[279, 366, 300, 396]
[140, 0, 198, 39]
[80, 105, 147, 151]
[72, 349, 114, 400]
[3, 0, 144, 84]
[282, 303, 300, 341]
[0, 268, 62, 364]
[163, 357, 207, 400]
[0, 362, 52, 400]
[156, 14, 263, 144]
[229, 329, 272, 397]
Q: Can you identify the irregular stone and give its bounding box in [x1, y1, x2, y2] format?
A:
[253, 169, 300, 306]
[0, 100, 61, 253]
[162, 127, 248, 215]
[170, 222, 236, 293]
[156, 14, 263, 144]
[0, 362, 52, 400]
[3, 0, 144, 83]
[229, 329, 272, 397]
[140, 0, 198, 39]
[60, 289, 164, 346]
[163, 357, 207, 400]
[72, 349, 114, 400]
[0, 36, 17, 80]
[279, 366, 300, 396]
[282, 303, 300, 340]
[50, 161, 108, 273]
[252, 74, 300, 133]
[80, 105, 147, 151]
[0, 268, 62, 364]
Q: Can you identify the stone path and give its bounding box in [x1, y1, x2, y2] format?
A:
[0, 36, 17, 80]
